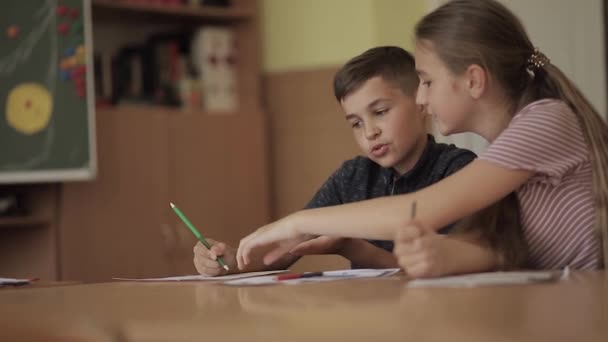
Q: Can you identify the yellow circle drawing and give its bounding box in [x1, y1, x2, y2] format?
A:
[5, 83, 53, 135]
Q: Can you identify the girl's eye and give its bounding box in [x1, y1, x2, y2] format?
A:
[351, 121, 362, 128]
[375, 109, 388, 116]
[421, 80, 432, 87]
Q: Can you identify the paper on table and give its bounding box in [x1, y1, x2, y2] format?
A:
[406, 269, 568, 288]
[224, 268, 402, 286]
[113, 270, 288, 282]
[0, 277, 33, 286]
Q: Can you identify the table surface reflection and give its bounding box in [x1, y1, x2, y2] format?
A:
[0, 272, 606, 342]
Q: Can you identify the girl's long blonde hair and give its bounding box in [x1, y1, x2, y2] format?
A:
[417, 0, 608, 267]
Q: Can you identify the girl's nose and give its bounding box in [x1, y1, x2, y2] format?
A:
[416, 85, 428, 106]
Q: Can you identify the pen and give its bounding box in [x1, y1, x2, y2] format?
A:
[276, 272, 323, 281]
[169, 202, 230, 271]
[411, 200, 417, 220]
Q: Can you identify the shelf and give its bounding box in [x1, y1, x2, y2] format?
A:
[0, 216, 50, 228]
[92, 0, 254, 22]
[96, 104, 263, 117]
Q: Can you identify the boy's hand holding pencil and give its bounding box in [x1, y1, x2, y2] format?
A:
[193, 239, 237, 276]
[170, 203, 231, 274]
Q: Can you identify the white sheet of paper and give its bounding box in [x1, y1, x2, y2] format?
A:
[112, 270, 288, 282]
[406, 269, 567, 288]
[224, 268, 402, 286]
[0, 277, 32, 286]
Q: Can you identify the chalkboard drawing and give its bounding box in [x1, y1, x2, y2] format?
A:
[0, 0, 58, 170]
[6, 83, 53, 135]
[60, 44, 87, 98]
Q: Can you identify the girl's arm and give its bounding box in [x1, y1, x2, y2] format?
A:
[237, 160, 532, 268]
[293, 160, 532, 239]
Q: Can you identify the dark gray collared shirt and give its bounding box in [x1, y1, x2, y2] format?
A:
[304, 135, 476, 254]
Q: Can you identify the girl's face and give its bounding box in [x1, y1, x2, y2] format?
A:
[414, 41, 474, 136]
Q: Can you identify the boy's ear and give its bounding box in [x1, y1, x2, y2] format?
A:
[465, 64, 486, 99]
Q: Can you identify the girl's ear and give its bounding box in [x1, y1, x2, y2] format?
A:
[465, 64, 487, 100]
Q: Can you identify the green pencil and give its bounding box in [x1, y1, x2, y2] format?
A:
[170, 202, 230, 271]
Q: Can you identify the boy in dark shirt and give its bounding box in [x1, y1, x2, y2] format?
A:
[194, 46, 475, 275]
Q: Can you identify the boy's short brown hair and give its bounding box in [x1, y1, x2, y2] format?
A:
[334, 46, 419, 102]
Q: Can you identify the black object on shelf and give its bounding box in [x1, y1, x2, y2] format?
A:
[0, 190, 21, 217]
[201, 0, 231, 7]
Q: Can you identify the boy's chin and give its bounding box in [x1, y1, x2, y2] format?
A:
[369, 157, 380, 165]
[372, 158, 394, 169]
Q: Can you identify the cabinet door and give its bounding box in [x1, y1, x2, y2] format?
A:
[0, 185, 60, 279]
[168, 111, 270, 274]
[59, 108, 172, 282]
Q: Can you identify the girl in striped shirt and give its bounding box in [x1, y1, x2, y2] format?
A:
[235, 0, 607, 277]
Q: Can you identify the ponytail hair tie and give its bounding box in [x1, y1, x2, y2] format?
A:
[526, 47, 550, 72]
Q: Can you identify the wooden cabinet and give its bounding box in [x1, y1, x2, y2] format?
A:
[59, 107, 172, 281]
[0, 184, 59, 280]
[59, 106, 270, 282]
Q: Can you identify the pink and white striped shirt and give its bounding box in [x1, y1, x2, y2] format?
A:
[480, 99, 601, 270]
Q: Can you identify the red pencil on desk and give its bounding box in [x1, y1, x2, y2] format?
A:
[276, 272, 323, 281]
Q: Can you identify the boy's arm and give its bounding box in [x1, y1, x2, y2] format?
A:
[341, 239, 398, 269]
[289, 236, 398, 268]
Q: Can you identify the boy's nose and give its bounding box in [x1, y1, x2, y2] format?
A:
[364, 125, 380, 139]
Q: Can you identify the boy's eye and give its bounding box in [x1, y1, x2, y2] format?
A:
[375, 109, 388, 116]
[421, 80, 432, 87]
[351, 121, 362, 128]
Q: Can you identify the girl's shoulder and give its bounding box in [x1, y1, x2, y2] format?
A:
[516, 98, 572, 119]
[512, 98, 578, 129]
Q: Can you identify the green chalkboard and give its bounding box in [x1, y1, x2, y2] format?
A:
[0, 0, 96, 183]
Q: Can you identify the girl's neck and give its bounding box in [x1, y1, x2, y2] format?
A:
[471, 93, 514, 142]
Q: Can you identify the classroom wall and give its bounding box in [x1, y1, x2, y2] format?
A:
[260, 0, 427, 271]
[261, 0, 426, 73]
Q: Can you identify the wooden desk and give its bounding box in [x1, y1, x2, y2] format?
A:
[0, 272, 605, 342]
[0, 280, 81, 289]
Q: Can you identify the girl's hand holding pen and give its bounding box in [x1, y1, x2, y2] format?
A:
[393, 222, 448, 278]
[392, 200, 456, 279]
[394, 222, 498, 279]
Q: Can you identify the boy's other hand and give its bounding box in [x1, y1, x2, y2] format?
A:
[289, 236, 348, 256]
[193, 239, 237, 276]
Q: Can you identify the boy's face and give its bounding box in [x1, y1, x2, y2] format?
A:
[340, 76, 427, 174]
